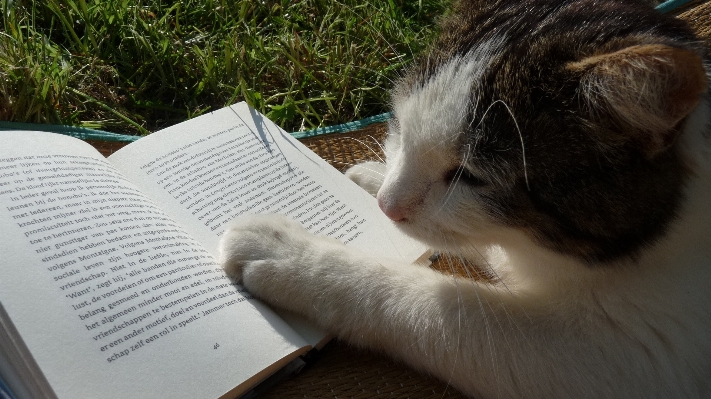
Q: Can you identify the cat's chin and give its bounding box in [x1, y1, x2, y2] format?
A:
[390, 219, 486, 254]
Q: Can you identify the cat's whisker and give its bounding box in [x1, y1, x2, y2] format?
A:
[440, 166, 463, 208]
[452, 250, 526, 399]
[438, 144, 472, 215]
[493, 99, 530, 191]
[470, 99, 530, 191]
[456, 250, 483, 282]
[467, 97, 482, 130]
[462, 242, 504, 288]
[461, 242, 519, 302]
[459, 241, 537, 347]
[338, 136, 387, 164]
[439, 231, 532, 396]
[436, 232, 468, 397]
[434, 232, 503, 396]
[356, 168, 385, 178]
[421, 134, 457, 156]
[364, 134, 388, 156]
[470, 275, 499, 391]
[467, 99, 487, 158]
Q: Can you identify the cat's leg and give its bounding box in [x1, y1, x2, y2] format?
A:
[220, 214, 502, 395]
[220, 214, 657, 399]
[344, 161, 385, 196]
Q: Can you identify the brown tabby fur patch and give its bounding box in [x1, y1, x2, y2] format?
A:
[397, 0, 709, 263]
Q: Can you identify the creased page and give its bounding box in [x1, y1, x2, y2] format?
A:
[0, 131, 308, 399]
[109, 102, 426, 264]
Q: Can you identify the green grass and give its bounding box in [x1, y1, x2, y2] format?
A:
[0, 0, 447, 135]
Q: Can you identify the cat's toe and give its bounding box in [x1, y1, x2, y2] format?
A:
[218, 220, 250, 282]
[218, 214, 308, 281]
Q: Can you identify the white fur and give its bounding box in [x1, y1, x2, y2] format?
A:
[343, 161, 386, 196]
[220, 54, 711, 399]
[377, 40, 504, 238]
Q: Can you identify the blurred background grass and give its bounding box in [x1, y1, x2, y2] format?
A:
[0, 0, 448, 135]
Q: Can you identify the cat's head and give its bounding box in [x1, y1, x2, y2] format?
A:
[379, 0, 709, 264]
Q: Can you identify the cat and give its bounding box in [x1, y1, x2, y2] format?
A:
[219, 0, 711, 397]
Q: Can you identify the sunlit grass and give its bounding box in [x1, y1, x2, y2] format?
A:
[0, 0, 447, 134]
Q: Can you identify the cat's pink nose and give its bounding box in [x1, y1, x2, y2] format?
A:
[378, 196, 407, 222]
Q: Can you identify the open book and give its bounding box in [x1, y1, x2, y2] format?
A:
[0, 103, 427, 399]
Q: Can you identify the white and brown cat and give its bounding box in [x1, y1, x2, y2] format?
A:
[220, 0, 711, 397]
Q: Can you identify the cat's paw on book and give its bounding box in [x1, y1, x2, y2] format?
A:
[220, 214, 320, 282]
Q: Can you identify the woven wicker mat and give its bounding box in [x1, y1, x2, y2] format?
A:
[84, 4, 711, 397]
[677, 1, 711, 44]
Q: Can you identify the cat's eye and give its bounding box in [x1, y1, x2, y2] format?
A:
[444, 167, 488, 187]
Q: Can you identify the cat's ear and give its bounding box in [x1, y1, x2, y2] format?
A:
[568, 44, 708, 156]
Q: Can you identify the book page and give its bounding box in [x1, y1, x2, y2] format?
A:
[109, 102, 426, 266]
[0, 131, 309, 399]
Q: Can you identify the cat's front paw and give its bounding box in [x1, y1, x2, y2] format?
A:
[344, 161, 386, 197]
[219, 214, 313, 283]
